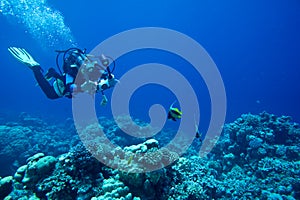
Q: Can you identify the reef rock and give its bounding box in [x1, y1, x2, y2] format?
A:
[0, 176, 13, 199]
[17, 153, 57, 188]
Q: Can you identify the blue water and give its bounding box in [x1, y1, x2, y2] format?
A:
[0, 0, 300, 129]
[0, 1, 300, 199]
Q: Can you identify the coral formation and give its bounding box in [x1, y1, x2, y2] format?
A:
[0, 113, 77, 176]
[207, 112, 300, 199]
[21, 153, 57, 188]
[0, 176, 13, 199]
[0, 112, 299, 199]
[91, 176, 140, 200]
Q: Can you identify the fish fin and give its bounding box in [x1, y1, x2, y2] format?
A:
[170, 100, 177, 109]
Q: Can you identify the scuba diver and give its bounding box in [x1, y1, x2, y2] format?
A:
[8, 47, 118, 105]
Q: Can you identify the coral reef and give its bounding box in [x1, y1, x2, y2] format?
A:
[0, 111, 299, 199]
[21, 153, 57, 188]
[166, 156, 219, 199]
[91, 176, 140, 200]
[0, 176, 13, 199]
[0, 113, 78, 176]
[208, 112, 300, 199]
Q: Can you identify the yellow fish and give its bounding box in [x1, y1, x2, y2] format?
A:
[168, 102, 182, 121]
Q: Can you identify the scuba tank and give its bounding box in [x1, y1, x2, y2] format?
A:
[55, 48, 87, 78]
[53, 48, 117, 97]
[55, 48, 116, 78]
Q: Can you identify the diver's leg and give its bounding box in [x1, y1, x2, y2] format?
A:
[32, 66, 60, 99]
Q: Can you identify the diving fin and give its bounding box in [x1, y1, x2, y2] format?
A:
[8, 47, 40, 68]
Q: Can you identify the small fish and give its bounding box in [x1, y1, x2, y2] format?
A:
[195, 131, 202, 142]
[127, 155, 134, 165]
[194, 117, 202, 141]
[168, 101, 182, 121]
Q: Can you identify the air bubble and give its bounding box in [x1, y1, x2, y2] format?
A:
[0, 0, 76, 50]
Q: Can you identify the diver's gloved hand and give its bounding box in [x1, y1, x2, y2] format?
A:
[8, 47, 40, 68]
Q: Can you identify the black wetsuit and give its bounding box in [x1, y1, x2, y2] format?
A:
[32, 65, 108, 100]
[32, 66, 60, 99]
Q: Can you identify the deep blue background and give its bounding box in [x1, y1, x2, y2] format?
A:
[0, 0, 299, 132]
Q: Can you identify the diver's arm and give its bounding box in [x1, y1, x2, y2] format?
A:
[32, 66, 60, 99]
